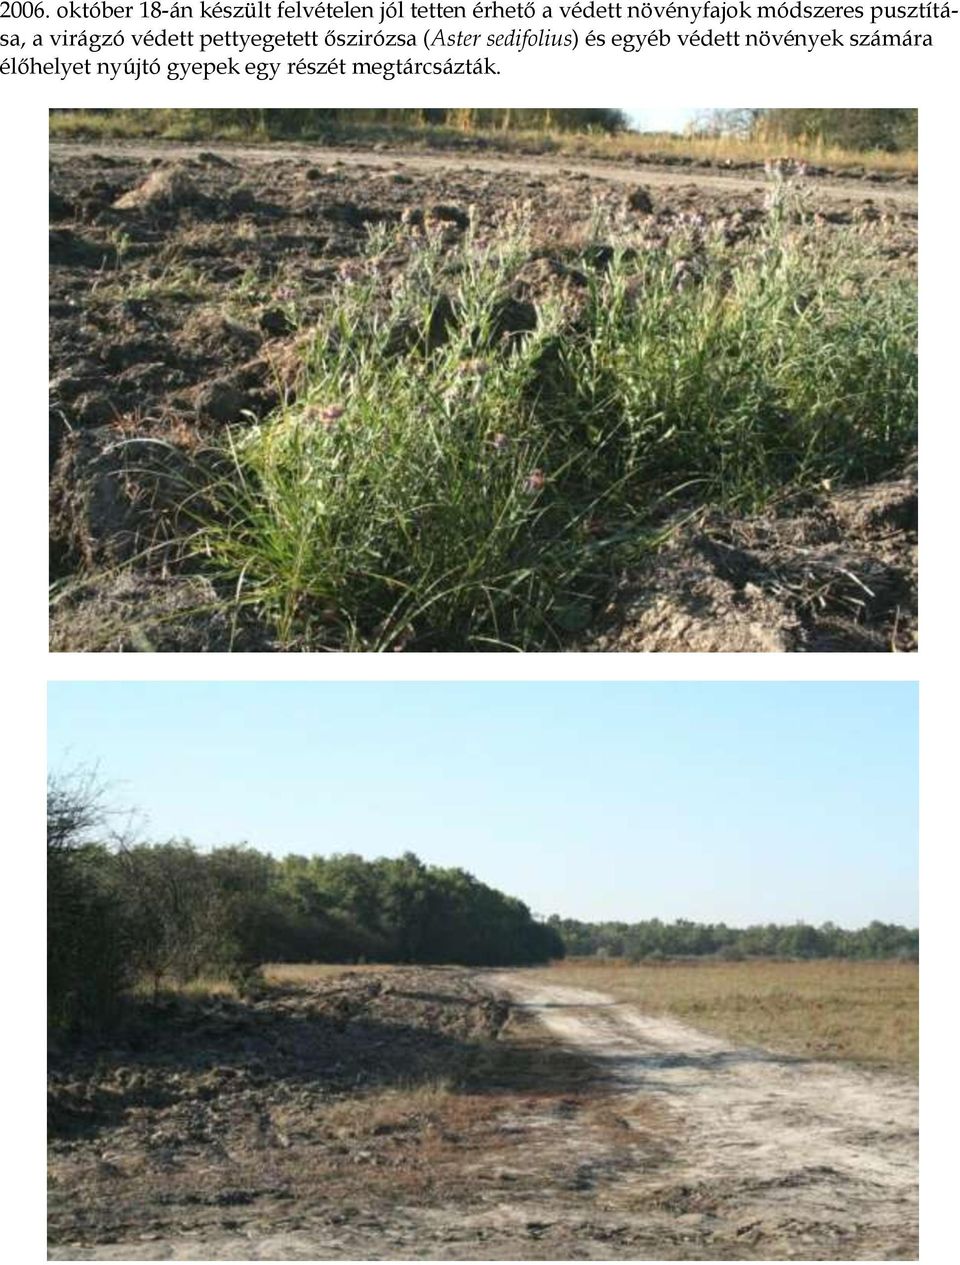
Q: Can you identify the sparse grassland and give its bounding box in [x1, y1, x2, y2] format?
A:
[185, 209, 916, 650]
[263, 961, 389, 984]
[133, 958, 918, 1073]
[50, 144, 918, 652]
[48, 967, 618, 1254]
[48, 109, 918, 176]
[47, 963, 918, 1258]
[530, 958, 918, 1071]
[558, 130, 918, 176]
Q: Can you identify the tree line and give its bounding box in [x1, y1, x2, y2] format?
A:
[549, 916, 919, 962]
[49, 773, 917, 1033]
[47, 773, 563, 1030]
[694, 109, 917, 153]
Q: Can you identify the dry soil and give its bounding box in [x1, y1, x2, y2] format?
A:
[48, 967, 917, 1260]
[49, 142, 917, 652]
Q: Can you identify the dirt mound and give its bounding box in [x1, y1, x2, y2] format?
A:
[49, 144, 918, 653]
[195, 151, 234, 167]
[49, 573, 273, 653]
[584, 472, 917, 653]
[626, 186, 655, 214]
[174, 309, 262, 362]
[49, 228, 112, 267]
[48, 969, 508, 1140]
[49, 429, 208, 572]
[48, 969, 518, 1252]
[113, 164, 198, 211]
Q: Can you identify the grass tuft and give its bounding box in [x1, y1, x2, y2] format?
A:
[182, 202, 916, 651]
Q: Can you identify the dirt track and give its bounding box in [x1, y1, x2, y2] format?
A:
[49, 140, 919, 211]
[487, 975, 918, 1259]
[49, 970, 918, 1260]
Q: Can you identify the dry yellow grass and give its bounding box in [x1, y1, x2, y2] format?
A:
[130, 973, 240, 999]
[136, 959, 917, 1073]
[530, 958, 918, 1073]
[552, 129, 918, 175]
[129, 963, 377, 1000]
[263, 961, 387, 983]
[48, 110, 917, 176]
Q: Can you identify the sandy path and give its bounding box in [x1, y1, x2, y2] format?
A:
[49, 140, 919, 211]
[487, 974, 918, 1257]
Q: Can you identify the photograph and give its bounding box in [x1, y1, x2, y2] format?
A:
[47, 681, 918, 1260]
[48, 107, 918, 653]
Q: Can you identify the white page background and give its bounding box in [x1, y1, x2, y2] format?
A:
[4, 35, 950, 1262]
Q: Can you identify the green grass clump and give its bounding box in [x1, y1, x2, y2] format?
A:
[186, 210, 916, 651]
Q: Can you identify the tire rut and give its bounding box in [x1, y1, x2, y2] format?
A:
[49, 141, 919, 210]
[485, 974, 918, 1259]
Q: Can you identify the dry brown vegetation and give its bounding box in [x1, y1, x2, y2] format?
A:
[49, 967, 669, 1258]
[527, 958, 918, 1071]
[263, 961, 392, 984]
[568, 131, 917, 176]
[48, 110, 918, 177]
[49, 964, 918, 1260]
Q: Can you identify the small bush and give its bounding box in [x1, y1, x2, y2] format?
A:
[227, 962, 267, 999]
[47, 773, 132, 1032]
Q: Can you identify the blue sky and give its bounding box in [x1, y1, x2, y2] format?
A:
[47, 683, 917, 928]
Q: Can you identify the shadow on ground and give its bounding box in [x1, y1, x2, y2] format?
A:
[48, 968, 594, 1141]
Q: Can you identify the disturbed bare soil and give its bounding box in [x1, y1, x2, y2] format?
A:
[48, 967, 918, 1260]
[49, 142, 918, 652]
